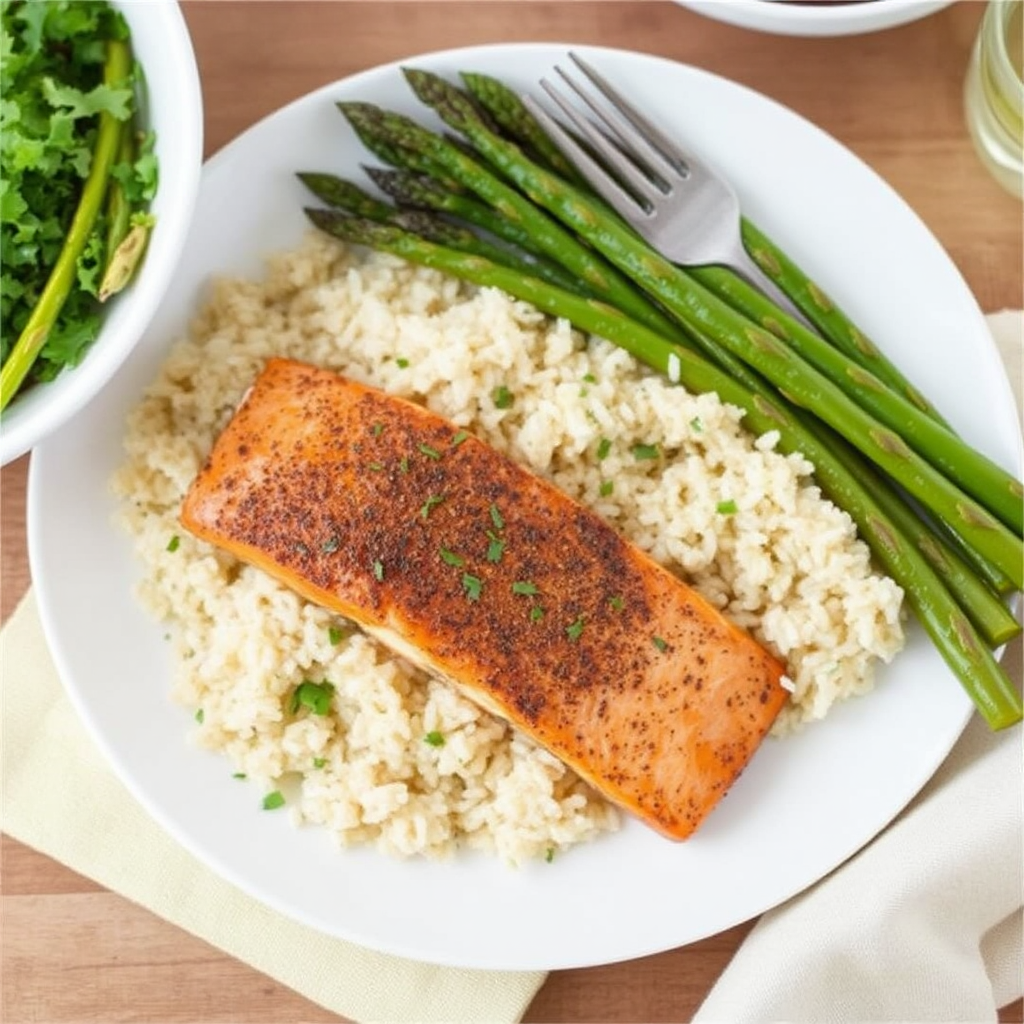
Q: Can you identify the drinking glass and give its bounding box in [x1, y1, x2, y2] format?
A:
[964, 0, 1024, 198]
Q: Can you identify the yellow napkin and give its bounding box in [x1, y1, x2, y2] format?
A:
[0, 600, 545, 1021]
[3, 314, 1020, 1024]
[695, 310, 1024, 1022]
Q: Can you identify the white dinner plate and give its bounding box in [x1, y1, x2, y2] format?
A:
[28, 44, 1022, 971]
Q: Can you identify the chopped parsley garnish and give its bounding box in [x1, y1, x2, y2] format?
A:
[631, 442, 660, 461]
[492, 384, 514, 409]
[194, 708, 204, 724]
[596, 438, 612, 460]
[652, 635, 669, 652]
[530, 606, 545, 622]
[166, 535, 180, 552]
[486, 533, 505, 562]
[440, 547, 464, 567]
[462, 573, 483, 602]
[312, 757, 327, 769]
[418, 442, 441, 460]
[716, 499, 738, 515]
[289, 679, 336, 716]
[423, 730, 445, 747]
[262, 791, 285, 811]
[609, 595, 625, 612]
[512, 580, 539, 596]
[565, 615, 585, 641]
[372, 558, 385, 581]
[328, 625, 345, 645]
[451, 429, 470, 446]
[321, 536, 340, 554]
[420, 494, 445, 518]
[489, 503, 505, 530]
[395, 357, 410, 368]
[599, 480, 614, 496]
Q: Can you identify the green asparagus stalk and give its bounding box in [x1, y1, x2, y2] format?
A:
[0, 39, 129, 410]
[303, 209, 1023, 730]
[738, 218, 949, 423]
[686, 263, 1024, 534]
[337, 101, 690, 347]
[363, 166, 589, 294]
[400, 68, 1024, 590]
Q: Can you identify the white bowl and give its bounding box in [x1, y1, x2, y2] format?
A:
[674, 0, 955, 38]
[0, 0, 203, 466]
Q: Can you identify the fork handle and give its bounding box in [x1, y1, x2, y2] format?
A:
[724, 242, 816, 332]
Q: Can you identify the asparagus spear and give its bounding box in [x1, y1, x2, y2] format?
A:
[302, 209, 1023, 730]
[363, 167, 590, 294]
[338, 101, 690, 347]
[400, 68, 1024, 590]
[0, 39, 129, 410]
[686, 263, 1024, 534]
[297, 171, 582, 291]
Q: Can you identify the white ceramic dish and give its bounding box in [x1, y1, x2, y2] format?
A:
[675, 0, 955, 38]
[0, 0, 203, 466]
[28, 43, 1022, 971]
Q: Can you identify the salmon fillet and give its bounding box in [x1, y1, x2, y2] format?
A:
[181, 358, 788, 840]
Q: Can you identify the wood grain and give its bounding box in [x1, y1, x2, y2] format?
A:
[2, 2, 1021, 1022]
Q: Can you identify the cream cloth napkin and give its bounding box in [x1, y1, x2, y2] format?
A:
[696, 309, 1024, 1023]
[2, 314, 1021, 1024]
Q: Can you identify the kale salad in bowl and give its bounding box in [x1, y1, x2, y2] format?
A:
[0, 0, 202, 464]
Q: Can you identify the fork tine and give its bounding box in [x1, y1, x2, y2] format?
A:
[567, 52, 698, 179]
[536, 77, 661, 207]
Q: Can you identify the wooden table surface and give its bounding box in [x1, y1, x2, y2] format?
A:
[3, 2, 1022, 1021]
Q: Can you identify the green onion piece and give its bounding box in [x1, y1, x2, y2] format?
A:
[373, 559, 385, 581]
[328, 626, 345, 645]
[583, 373, 597, 384]
[512, 580, 539, 596]
[166, 535, 181, 552]
[462, 573, 483, 601]
[232, 772, 247, 779]
[599, 480, 614, 496]
[451, 429, 470, 446]
[262, 790, 285, 810]
[545, 847, 555, 862]
[396, 357, 410, 368]
[566, 616, 585, 641]
[423, 730, 445, 747]
[631, 443, 660, 461]
[486, 534, 505, 562]
[652, 636, 669, 652]
[418, 442, 441, 460]
[596, 438, 612, 460]
[371, 422, 385, 437]
[400, 456, 410, 473]
[289, 679, 336, 716]
[312, 757, 327, 769]
[368, 461, 384, 472]
[690, 417, 703, 432]
[489, 503, 505, 530]
[420, 494, 445, 518]
[492, 384, 514, 408]
[530, 606, 545, 622]
[321, 536, 340, 554]
[194, 708, 204, 724]
[609, 595, 625, 612]
[440, 547, 464, 567]
[716, 499, 738, 515]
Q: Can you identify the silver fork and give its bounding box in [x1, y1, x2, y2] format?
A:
[522, 53, 811, 327]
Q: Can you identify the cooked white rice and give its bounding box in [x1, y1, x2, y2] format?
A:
[113, 232, 905, 864]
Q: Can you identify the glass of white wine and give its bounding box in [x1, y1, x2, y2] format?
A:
[964, 0, 1023, 198]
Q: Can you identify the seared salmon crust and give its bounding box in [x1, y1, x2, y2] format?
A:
[182, 358, 788, 840]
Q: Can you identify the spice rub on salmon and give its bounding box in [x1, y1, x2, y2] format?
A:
[181, 358, 789, 840]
